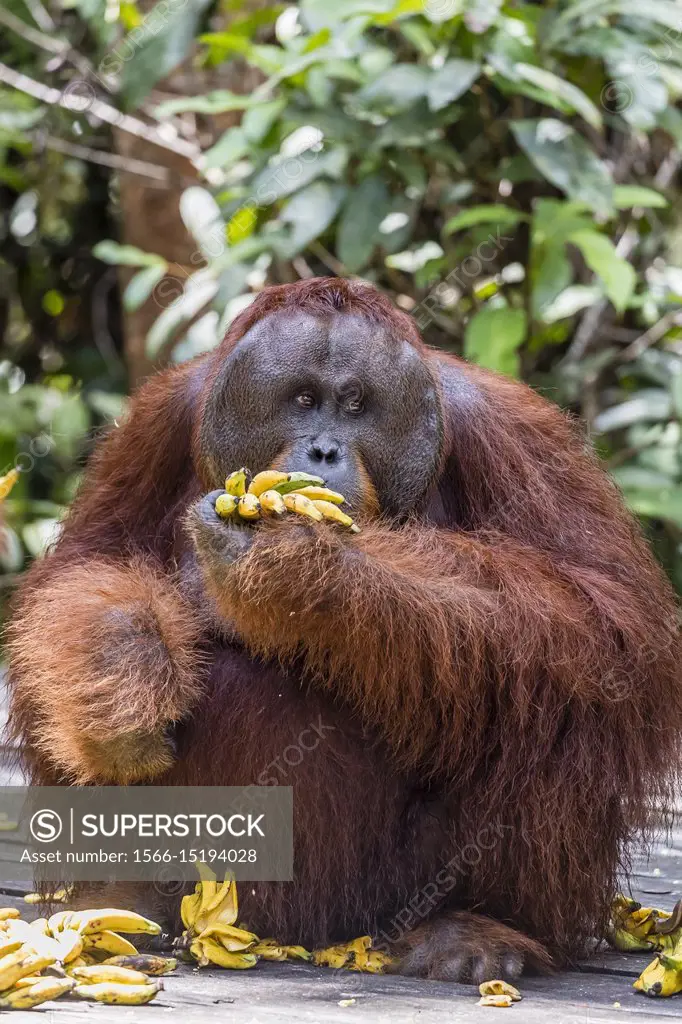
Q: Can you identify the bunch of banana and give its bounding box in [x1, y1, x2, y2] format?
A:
[0, 903, 170, 1008]
[606, 894, 681, 955]
[634, 954, 682, 998]
[311, 935, 394, 974]
[215, 468, 360, 532]
[0, 468, 18, 502]
[180, 867, 389, 973]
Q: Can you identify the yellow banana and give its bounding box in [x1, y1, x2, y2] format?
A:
[251, 940, 287, 961]
[195, 864, 218, 917]
[0, 950, 56, 990]
[70, 908, 161, 936]
[48, 910, 75, 934]
[312, 936, 394, 973]
[71, 963, 149, 985]
[0, 469, 19, 501]
[0, 909, 20, 922]
[190, 937, 257, 969]
[225, 468, 250, 497]
[479, 980, 522, 1001]
[102, 954, 177, 976]
[295, 486, 345, 504]
[478, 994, 514, 1007]
[0, 938, 21, 958]
[248, 470, 289, 496]
[312, 500, 356, 528]
[634, 955, 682, 997]
[73, 980, 162, 1004]
[181, 891, 201, 930]
[82, 930, 139, 956]
[237, 493, 261, 520]
[272, 472, 325, 495]
[259, 489, 286, 516]
[607, 925, 654, 952]
[283, 493, 323, 521]
[0, 976, 74, 1008]
[201, 922, 258, 951]
[215, 493, 239, 518]
[24, 887, 72, 905]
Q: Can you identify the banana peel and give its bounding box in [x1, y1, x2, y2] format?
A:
[607, 894, 680, 955]
[312, 935, 395, 974]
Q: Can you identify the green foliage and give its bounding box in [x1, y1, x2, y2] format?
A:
[2, 0, 682, 590]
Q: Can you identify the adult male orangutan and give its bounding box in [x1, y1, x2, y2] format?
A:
[7, 277, 682, 982]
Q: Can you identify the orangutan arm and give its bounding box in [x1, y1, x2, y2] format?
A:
[7, 557, 204, 785]
[188, 505, 666, 775]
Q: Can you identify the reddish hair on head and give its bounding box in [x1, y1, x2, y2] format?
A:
[219, 277, 424, 355]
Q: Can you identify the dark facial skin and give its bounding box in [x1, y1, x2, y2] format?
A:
[199, 310, 443, 519]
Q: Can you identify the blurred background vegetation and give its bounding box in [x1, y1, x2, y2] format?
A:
[1, 0, 682, 627]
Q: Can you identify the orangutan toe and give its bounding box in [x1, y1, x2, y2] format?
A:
[393, 910, 551, 984]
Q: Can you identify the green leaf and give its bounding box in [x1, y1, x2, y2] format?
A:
[622, 488, 682, 529]
[358, 64, 430, 111]
[203, 127, 250, 170]
[280, 181, 346, 255]
[92, 241, 165, 268]
[531, 243, 573, 319]
[426, 60, 481, 112]
[242, 98, 286, 143]
[511, 119, 613, 217]
[123, 264, 167, 312]
[146, 272, 218, 359]
[253, 147, 348, 203]
[464, 306, 527, 377]
[568, 230, 636, 313]
[613, 185, 668, 210]
[464, 0, 502, 33]
[443, 205, 527, 236]
[593, 390, 672, 432]
[179, 187, 225, 262]
[513, 64, 602, 130]
[540, 285, 601, 323]
[120, 0, 214, 108]
[336, 175, 390, 272]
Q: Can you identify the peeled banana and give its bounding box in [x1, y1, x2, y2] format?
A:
[214, 468, 360, 532]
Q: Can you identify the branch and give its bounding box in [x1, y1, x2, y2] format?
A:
[0, 63, 202, 168]
[620, 310, 682, 363]
[39, 134, 172, 182]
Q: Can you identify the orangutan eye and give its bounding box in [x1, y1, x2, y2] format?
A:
[295, 392, 316, 410]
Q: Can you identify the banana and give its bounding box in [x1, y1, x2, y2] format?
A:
[225, 468, 250, 497]
[259, 489, 286, 516]
[48, 910, 75, 934]
[634, 955, 682, 997]
[181, 890, 201, 931]
[271, 472, 325, 495]
[0, 939, 21, 959]
[190, 937, 257, 969]
[102, 954, 177, 976]
[248, 470, 289, 496]
[0, 909, 20, 922]
[479, 980, 522, 1002]
[24, 887, 72, 905]
[69, 908, 161, 936]
[251, 940, 287, 961]
[312, 936, 394, 973]
[200, 922, 258, 951]
[0, 976, 75, 1008]
[73, 980, 162, 1004]
[215, 493, 239, 519]
[0, 469, 19, 501]
[607, 925, 654, 952]
[0, 950, 56, 990]
[478, 994, 514, 1007]
[71, 963, 149, 985]
[312, 500, 356, 528]
[82, 930, 139, 956]
[237, 493, 261, 520]
[295, 486, 345, 504]
[283, 493, 323, 521]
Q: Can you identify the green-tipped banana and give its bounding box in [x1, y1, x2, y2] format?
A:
[259, 490, 286, 516]
[225, 468, 250, 497]
[283, 493, 324, 522]
[215, 493, 239, 519]
[237, 494, 261, 520]
[272, 472, 325, 495]
[248, 470, 289, 496]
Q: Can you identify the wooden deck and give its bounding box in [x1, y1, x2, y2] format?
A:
[0, 818, 679, 1021]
